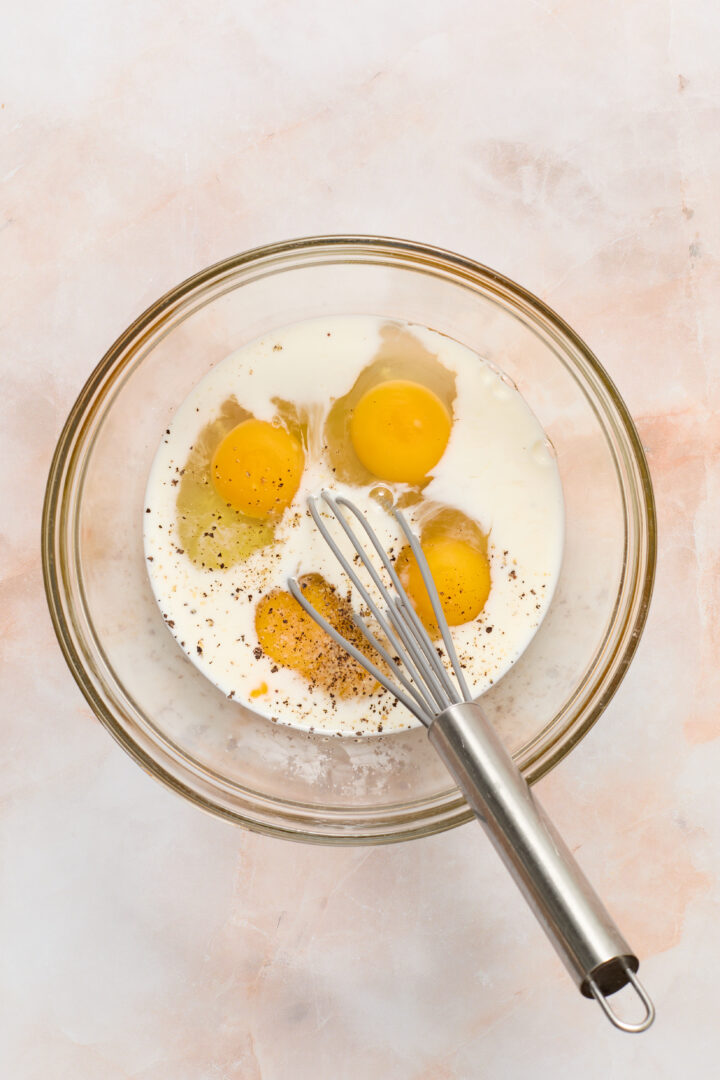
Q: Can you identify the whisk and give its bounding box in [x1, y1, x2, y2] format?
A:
[288, 492, 655, 1033]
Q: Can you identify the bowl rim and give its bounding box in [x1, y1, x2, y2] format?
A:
[42, 234, 657, 843]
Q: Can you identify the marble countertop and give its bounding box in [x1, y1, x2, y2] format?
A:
[3, 2, 719, 1076]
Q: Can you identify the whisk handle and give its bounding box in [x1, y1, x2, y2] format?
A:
[428, 702, 653, 1028]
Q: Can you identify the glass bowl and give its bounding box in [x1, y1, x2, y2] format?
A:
[42, 236, 656, 844]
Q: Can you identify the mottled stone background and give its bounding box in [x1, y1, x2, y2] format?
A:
[2, 1, 719, 1076]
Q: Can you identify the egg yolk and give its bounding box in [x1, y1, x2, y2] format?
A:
[211, 419, 304, 520]
[397, 537, 491, 629]
[349, 380, 451, 483]
[254, 574, 376, 697]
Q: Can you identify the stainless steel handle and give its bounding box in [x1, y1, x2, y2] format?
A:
[429, 701, 654, 1032]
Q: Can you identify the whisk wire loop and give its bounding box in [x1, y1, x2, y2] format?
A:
[305, 497, 436, 713]
[295, 493, 470, 721]
[333, 497, 460, 695]
[286, 577, 430, 724]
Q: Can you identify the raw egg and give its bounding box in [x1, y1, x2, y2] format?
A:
[397, 535, 491, 630]
[255, 573, 376, 697]
[211, 418, 304, 519]
[350, 380, 451, 483]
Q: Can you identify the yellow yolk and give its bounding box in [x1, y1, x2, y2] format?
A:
[349, 380, 451, 483]
[254, 574, 376, 697]
[249, 682, 268, 698]
[211, 419, 304, 519]
[397, 537, 491, 629]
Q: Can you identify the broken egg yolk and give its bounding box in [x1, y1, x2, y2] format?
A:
[254, 574, 376, 697]
[397, 537, 491, 629]
[211, 419, 304, 519]
[349, 380, 451, 483]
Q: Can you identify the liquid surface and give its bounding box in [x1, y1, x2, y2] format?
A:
[144, 317, 564, 735]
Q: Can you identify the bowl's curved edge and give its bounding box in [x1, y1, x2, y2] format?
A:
[41, 234, 658, 842]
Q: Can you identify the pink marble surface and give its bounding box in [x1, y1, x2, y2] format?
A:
[2, 1, 720, 1076]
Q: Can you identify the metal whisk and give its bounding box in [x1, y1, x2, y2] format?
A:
[288, 492, 655, 1033]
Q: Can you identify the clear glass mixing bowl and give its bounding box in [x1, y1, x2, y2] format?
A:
[42, 236, 656, 843]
